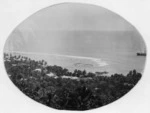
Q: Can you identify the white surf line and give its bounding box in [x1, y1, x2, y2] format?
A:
[4, 50, 109, 67]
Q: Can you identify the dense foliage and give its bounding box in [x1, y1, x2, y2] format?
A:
[4, 53, 142, 110]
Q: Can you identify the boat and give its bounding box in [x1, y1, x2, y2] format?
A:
[137, 52, 146, 56]
[137, 49, 146, 56]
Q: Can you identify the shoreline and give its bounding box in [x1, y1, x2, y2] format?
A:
[4, 50, 145, 75]
[4, 50, 108, 67]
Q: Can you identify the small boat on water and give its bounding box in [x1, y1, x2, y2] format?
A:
[137, 49, 146, 56]
[137, 52, 146, 56]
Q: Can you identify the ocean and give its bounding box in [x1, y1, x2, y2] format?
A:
[4, 31, 146, 75]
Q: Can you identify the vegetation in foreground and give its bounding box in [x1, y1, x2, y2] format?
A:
[4, 53, 142, 110]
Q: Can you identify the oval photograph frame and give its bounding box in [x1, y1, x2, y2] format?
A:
[3, 3, 147, 111]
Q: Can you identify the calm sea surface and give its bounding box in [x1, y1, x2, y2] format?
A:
[5, 31, 146, 75]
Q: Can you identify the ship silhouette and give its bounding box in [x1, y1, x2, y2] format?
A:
[137, 49, 146, 56]
[137, 52, 146, 56]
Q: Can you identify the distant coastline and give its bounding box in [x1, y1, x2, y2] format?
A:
[4, 50, 108, 67]
[4, 50, 146, 75]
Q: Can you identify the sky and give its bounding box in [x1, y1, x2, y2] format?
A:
[4, 3, 145, 56]
[17, 3, 134, 31]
